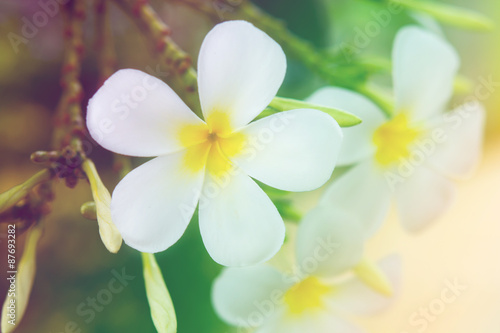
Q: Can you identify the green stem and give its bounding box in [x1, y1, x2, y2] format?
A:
[357, 85, 394, 118]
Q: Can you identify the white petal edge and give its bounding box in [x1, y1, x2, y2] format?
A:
[327, 254, 402, 316]
[307, 87, 386, 166]
[111, 151, 204, 253]
[87, 69, 204, 157]
[393, 26, 459, 121]
[232, 109, 342, 192]
[197, 20, 286, 128]
[320, 160, 392, 238]
[199, 170, 285, 266]
[394, 165, 456, 232]
[295, 206, 365, 278]
[427, 101, 486, 179]
[212, 265, 289, 328]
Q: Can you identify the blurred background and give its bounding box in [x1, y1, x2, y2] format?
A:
[0, 0, 498, 332]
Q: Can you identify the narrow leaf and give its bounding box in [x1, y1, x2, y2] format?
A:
[268, 96, 362, 127]
[0, 170, 51, 215]
[1, 225, 42, 333]
[142, 253, 177, 333]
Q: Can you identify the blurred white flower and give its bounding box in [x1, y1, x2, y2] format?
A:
[212, 207, 400, 333]
[308, 26, 485, 234]
[86, 20, 343, 267]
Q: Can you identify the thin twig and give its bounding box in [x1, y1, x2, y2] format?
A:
[113, 0, 201, 117]
[95, 0, 118, 86]
[52, 0, 87, 153]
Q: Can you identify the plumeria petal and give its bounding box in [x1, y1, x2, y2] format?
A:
[87, 69, 203, 157]
[232, 109, 342, 192]
[320, 160, 392, 237]
[427, 101, 485, 179]
[295, 206, 364, 278]
[393, 26, 459, 120]
[111, 151, 204, 253]
[255, 312, 364, 333]
[307, 87, 386, 166]
[199, 171, 285, 266]
[212, 265, 289, 328]
[394, 165, 456, 232]
[327, 255, 401, 316]
[197, 20, 286, 128]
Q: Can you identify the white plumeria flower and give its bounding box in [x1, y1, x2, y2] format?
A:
[212, 207, 400, 333]
[307, 26, 485, 235]
[86, 21, 342, 267]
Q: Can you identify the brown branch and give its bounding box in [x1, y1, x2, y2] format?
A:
[45, 0, 91, 190]
[113, 0, 201, 117]
[52, 0, 87, 152]
[95, 0, 118, 85]
[0, 0, 88, 224]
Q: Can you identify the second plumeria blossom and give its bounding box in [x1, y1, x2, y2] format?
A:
[86, 21, 342, 266]
[308, 26, 485, 234]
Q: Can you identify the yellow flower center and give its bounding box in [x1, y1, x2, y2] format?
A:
[178, 112, 245, 177]
[372, 113, 422, 167]
[283, 276, 331, 315]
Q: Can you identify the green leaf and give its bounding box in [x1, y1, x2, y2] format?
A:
[142, 253, 177, 333]
[390, 0, 495, 31]
[1, 225, 42, 333]
[267, 96, 362, 127]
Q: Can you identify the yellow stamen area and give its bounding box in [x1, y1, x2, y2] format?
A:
[372, 113, 422, 167]
[178, 112, 245, 177]
[284, 276, 331, 315]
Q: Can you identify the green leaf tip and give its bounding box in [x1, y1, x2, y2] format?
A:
[267, 96, 362, 127]
[142, 253, 177, 333]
